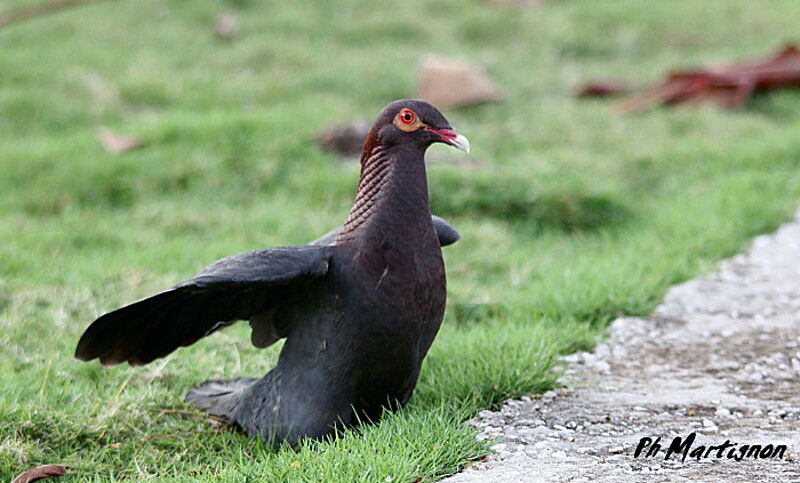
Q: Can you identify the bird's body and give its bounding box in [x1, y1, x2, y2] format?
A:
[75, 100, 469, 445]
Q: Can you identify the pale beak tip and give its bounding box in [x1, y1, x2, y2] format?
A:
[452, 134, 470, 154]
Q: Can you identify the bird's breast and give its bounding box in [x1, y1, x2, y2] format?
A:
[334, 236, 445, 324]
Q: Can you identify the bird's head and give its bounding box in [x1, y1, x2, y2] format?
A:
[363, 99, 470, 157]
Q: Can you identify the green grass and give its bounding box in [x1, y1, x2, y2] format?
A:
[2, 0, 800, 480]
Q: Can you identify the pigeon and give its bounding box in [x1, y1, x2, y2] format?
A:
[75, 99, 470, 446]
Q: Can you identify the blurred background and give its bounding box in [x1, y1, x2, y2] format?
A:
[2, 0, 800, 480]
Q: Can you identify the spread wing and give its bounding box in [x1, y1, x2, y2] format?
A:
[75, 245, 332, 366]
[311, 215, 460, 247]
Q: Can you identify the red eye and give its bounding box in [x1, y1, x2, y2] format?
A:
[399, 109, 415, 124]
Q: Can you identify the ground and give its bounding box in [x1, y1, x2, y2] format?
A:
[2, 0, 800, 481]
[446, 211, 800, 482]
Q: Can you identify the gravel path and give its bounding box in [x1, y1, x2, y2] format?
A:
[444, 212, 800, 482]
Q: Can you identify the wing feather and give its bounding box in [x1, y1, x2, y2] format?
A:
[310, 215, 460, 247]
[75, 245, 332, 366]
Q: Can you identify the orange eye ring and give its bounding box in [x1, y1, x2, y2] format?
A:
[393, 108, 422, 132]
[399, 109, 415, 124]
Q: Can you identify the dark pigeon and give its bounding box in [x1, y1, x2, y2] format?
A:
[74, 99, 469, 446]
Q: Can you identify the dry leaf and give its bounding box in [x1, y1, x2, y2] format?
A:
[214, 13, 238, 40]
[598, 44, 800, 114]
[576, 82, 630, 97]
[97, 128, 145, 154]
[316, 119, 370, 157]
[12, 464, 68, 483]
[418, 56, 504, 109]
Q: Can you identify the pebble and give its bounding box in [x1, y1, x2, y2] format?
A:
[517, 418, 545, 427]
[446, 211, 800, 482]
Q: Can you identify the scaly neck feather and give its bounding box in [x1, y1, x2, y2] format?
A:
[336, 136, 430, 244]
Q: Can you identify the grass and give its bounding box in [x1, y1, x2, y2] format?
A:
[2, 0, 800, 480]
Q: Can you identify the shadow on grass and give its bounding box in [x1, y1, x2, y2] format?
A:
[430, 172, 630, 233]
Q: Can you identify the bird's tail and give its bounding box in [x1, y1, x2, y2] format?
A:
[184, 377, 258, 420]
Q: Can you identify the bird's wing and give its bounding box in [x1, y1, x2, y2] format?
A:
[74, 245, 332, 366]
[431, 215, 460, 246]
[311, 215, 460, 247]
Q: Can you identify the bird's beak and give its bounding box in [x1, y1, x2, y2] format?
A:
[427, 128, 471, 153]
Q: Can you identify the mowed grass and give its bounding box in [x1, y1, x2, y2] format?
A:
[2, 0, 800, 480]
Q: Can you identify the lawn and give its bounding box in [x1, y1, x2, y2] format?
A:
[2, 0, 800, 480]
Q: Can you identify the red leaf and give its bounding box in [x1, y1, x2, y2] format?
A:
[12, 465, 68, 483]
[581, 44, 800, 113]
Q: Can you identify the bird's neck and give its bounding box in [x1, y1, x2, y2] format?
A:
[336, 143, 431, 244]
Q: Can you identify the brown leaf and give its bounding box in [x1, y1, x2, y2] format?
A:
[418, 56, 504, 109]
[575, 82, 630, 97]
[610, 44, 800, 114]
[97, 128, 145, 154]
[214, 13, 238, 40]
[12, 465, 68, 483]
[315, 119, 371, 158]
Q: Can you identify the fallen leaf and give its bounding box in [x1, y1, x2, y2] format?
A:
[290, 460, 301, 469]
[576, 82, 630, 97]
[315, 119, 370, 157]
[97, 128, 145, 154]
[12, 464, 68, 483]
[418, 55, 504, 109]
[214, 13, 238, 40]
[602, 44, 800, 113]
